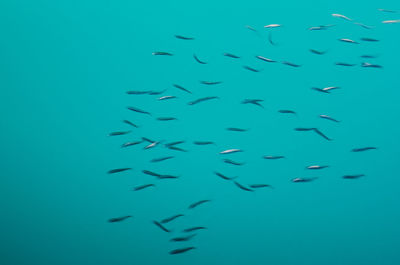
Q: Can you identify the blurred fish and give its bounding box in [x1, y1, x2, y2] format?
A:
[242, 99, 264, 108]
[282, 61, 301, 67]
[148, 89, 166, 95]
[188, 96, 219, 105]
[173, 84, 192, 94]
[165, 141, 185, 147]
[150, 156, 174, 163]
[343, 174, 365, 179]
[362, 62, 383, 68]
[152, 51, 173, 56]
[311, 87, 330, 94]
[109, 131, 131, 136]
[306, 165, 329, 170]
[361, 55, 378, 58]
[175, 35, 194, 40]
[183, 227, 207, 233]
[243, 65, 261, 72]
[108, 168, 132, 174]
[354, 22, 374, 29]
[308, 25, 335, 30]
[249, 184, 273, 189]
[278, 110, 296, 115]
[156, 117, 178, 121]
[168, 146, 188, 152]
[224, 53, 240, 58]
[352, 147, 377, 152]
[126, 90, 150, 95]
[214, 171, 237, 180]
[263, 155, 285, 159]
[193, 54, 207, 64]
[256, 56, 276, 63]
[161, 214, 184, 224]
[144, 141, 162, 149]
[153, 220, 170, 232]
[123, 120, 139, 128]
[108, 216, 132, 223]
[142, 170, 162, 177]
[338, 38, 359, 44]
[309, 49, 327, 55]
[170, 234, 197, 242]
[158, 95, 177, 100]
[294, 128, 314, 131]
[226, 128, 248, 132]
[246, 25, 257, 31]
[188, 200, 211, 209]
[335, 62, 356, 66]
[292, 177, 318, 183]
[360, 37, 379, 42]
[169, 247, 196, 255]
[320, 115, 340, 122]
[313, 128, 332, 141]
[322, 86, 340, 92]
[332, 13, 352, 21]
[133, 184, 155, 191]
[233, 181, 254, 192]
[121, 141, 143, 148]
[382, 20, 400, 24]
[193, 141, 215, 145]
[268, 32, 277, 46]
[200, 81, 222, 85]
[220, 149, 243, 154]
[264, 24, 281, 28]
[378, 8, 397, 13]
[127, 106, 151, 115]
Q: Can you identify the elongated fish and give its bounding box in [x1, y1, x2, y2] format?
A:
[224, 53, 240, 58]
[108, 216, 132, 223]
[108, 168, 132, 174]
[109, 131, 131, 136]
[320, 115, 340, 122]
[170, 234, 196, 242]
[308, 25, 335, 31]
[183, 227, 207, 233]
[360, 37, 379, 42]
[332, 13, 352, 21]
[175, 35, 194, 40]
[243, 65, 260, 72]
[233, 181, 254, 192]
[188, 96, 219, 105]
[338, 38, 359, 44]
[256, 56, 276, 63]
[150, 156, 174, 163]
[165, 141, 185, 147]
[354, 22, 374, 29]
[362, 62, 383, 68]
[335, 62, 356, 66]
[193, 141, 215, 145]
[382, 20, 400, 24]
[242, 99, 264, 108]
[226, 127, 248, 132]
[188, 200, 211, 209]
[378, 9, 397, 13]
[264, 24, 281, 28]
[292, 177, 318, 183]
[311, 87, 330, 94]
[133, 184, 155, 191]
[153, 220, 170, 232]
[193, 54, 207, 64]
[322, 86, 340, 92]
[127, 106, 151, 115]
[214, 171, 237, 180]
[200, 81, 222, 85]
[343, 174, 365, 179]
[156, 117, 178, 121]
[306, 165, 329, 170]
[313, 128, 331, 141]
[168, 146, 188, 152]
[263, 155, 285, 159]
[282, 61, 301, 67]
[161, 214, 184, 224]
[309, 49, 327, 55]
[220, 149, 242, 154]
[121, 141, 143, 148]
[142, 170, 162, 177]
[126, 90, 150, 95]
[173, 84, 192, 94]
[361, 55, 378, 58]
[278, 110, 296, 115]
[352, 147, 377, 152]
[169, 247, 196, 255]
[152, 51, 173, 56]
[249, 184, 273, 189]
[158, 95, 177, 100]
[148, 89, 166, 95]
[123, 120, 139, 128]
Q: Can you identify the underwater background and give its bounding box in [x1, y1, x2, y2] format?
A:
[1, 1, 400, 264]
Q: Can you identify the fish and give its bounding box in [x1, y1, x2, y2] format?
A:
[313, 128, 331, 141]
[322, 86, 340, 92]
[170, 234, 197, 242]
[320, 115, 340, 122]
[282, 61, 301, 67]
[264, 24, 281, 28]
[311, 87, 330, 94]
[294, 128, 314, 131]
[263, 155, 285, 160]
[361, 55, 378, 58]
[108, 168, 132, 174]
[127, 106, 151, 115]
[183, 227, 207, 233]
[278, 110, 296, 115]
[144, 141, 162, 150]
[121, 141, 143, 148]
[169, 247, 196, 255]
[306, 165, 329, 170]
[246, 25, 257, 31]
[173, 84, 192, 94]
[242, 99, 264, 108]
[292, 177, 318, 183]
[249, 184, 273, 189]
[157, 174, 179, 179]
[243, 65, 260, 72]
[309, 49, 327, 55]
[142, 170, 162, 177]
[150, 156, 174, 163]
[153, 220, 170, 233]
[141, 137, 155, 143]
[255, 56, 276, 63]
[126, 90, 150, 95]
[226, 128, 248, 132]
[378, 9, 397, 13]
[133, 184, 155, 191]
[214, 171, 237, 180]
[224, 53, 240, 58]
[332, 13, 352, 21]
[193, 141, 215, 145]
[200, 81, 222, 85]
[343, 174, 365, 179]
[352, 147, 377, 152]
[108, 216, 132, 223]
[108, 131, 131, 136]
[268, 32, 276, 46]
[362, 62, 383, 68]
[160, 214, 184, 224]
[220, 149, 242, 154]
[148, 89, 166, 95]
[158, 95, 177, 100]
[193, 54, 207, 64]
[335, 62, 356, 66]
[382, 20, 400, 24]
[123, 120, 139, 128]
[156, 117, 178, 121]
[168, 146, 188, 152]
[188, 96, 219, 105]
[354, 22, 374, 29]
[175, 35, 194, 40]
[233, 181, 254, 192]
[165, 141, 185, 147]
[188, 200, 211, 209]
[223, 159, 245, 166]
[360, 37, 379, 42]
[338, 38, 359, 44]
[152, 51, 173, 56]
[308, 25, 335, 31]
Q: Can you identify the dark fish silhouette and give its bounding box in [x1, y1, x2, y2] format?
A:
[278, 110, 296, 115]
[294, 128, 314, 131]
[223, 159, 245, 166]
[352, 147, 377, 152]
[165, 141, 185, 147]
[224, 53, 240, 58]
[150, 156, 174, 163]
[362, 62, 383, 68]
[157, 175, 179, 179]
[156, 117, 178, 121]
[255, 56, 276, 63]
[170, 234, 196, 242]
[335, 62, 356, 66]
[249, 184, 273, 189]
[168, 146, 188, 152]
[121, 141, 143, 148]
[193, 141, 215, 145]
[127, 106, 151, 115]
[148, 89, 166, 95]
[173, 84, 192, 94]
[263, 155, 285, 159]
[108, 216, 132, 223]
[268, 32, 277, 46]
[142, 137, 155, 143]
[183, 227, 207, 233]
[309, 49, 327, 55]
[226, 127, 248, 132]
[175, 35, 194, 40]
[193, 54, 207, 64]
[126, 90, 150, 95]
[214, 171, 237, 180]
[161, 214, 184, 224]
[188, 200, 211, 209]
[308, 25, 335, 30]
[123, 120, 139, 128]
[152, 51, 173, 56]
[188, 96, 219, 105]
[233, 181, 254, 192]
[109, 131, 131, 136]
[153, 220, 170, 232]
[313, 128, 331, 141]
[282, 61, 301, 67]
[361, 55, 378, 58]
[311, 87, 330, 94]
[169, 247, 196, 255]
[108, 168, 132, 174]
[360, 37, 379, 42]
[292, 177, 318, 183]
[133, 184, 155, 191]
[142, 170, 162, 177]
[200, 81, 222, 85]
[243, 66, 260, 72]
[242, 99, 264, 108]
[343, 174, 365, 179]
[319, 115, 340, 122]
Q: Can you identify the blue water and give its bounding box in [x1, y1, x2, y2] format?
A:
[1, 1, 400, 265]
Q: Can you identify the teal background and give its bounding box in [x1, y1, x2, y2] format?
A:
[1, 1, 399, 264]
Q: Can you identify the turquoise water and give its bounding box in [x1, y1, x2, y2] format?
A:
[1, 1, 400, 264]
